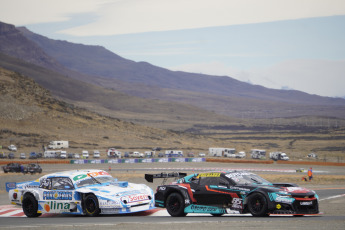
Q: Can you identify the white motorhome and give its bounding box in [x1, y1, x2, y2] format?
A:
[107, 148, 121, 158]
[269, 152, 289, 161]
[48, 141, 69, 149]
[209, 148, 235, 157]
[44, 150, 59, 158]
[251, 149, 266, 159]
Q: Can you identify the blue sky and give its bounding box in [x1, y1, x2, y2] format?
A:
[1, 0, 345, 97]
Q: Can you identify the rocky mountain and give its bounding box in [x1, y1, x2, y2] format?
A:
[17, 26, 345, 107]
[1, 21, 345, 129]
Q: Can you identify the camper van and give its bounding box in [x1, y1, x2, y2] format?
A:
[107, 148, 121, 158]
[209, 148, 235, 157]
[48, 141, 69, 149]
[269, 152, 289, 161]
[251, 149, 266, 159]
[44, 150, 58, 158]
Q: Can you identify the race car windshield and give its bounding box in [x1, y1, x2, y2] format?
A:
[76, 176, 114, 188]
[230, 174, 271, 185]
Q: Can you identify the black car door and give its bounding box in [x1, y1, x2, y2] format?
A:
[190, 173, 231, 206]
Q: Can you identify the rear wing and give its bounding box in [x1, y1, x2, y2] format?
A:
[145, 172, 187, 183]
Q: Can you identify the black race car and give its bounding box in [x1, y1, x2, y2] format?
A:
[145, 171, 320, 217]
[23, 163, 42, 174]
[2, 163, 25, 173]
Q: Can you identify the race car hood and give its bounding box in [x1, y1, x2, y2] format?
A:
[282, 186, 315, 195]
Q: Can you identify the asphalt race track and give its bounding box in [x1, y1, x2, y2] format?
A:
[0, 162, 344, 230]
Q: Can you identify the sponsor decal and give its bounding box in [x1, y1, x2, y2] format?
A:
[225, 172, 251, 179]
[198, 173, 221, 178]
[99, 199, 121, 208]
[43, 191, 73, 200]
[159, 187, 166, 190]
[231, 198, 243, 209]
[72, 171, 110, 181]
[188, 204, 220, 213]
[101, 208, 120, 214]
[229, 186, 250, 192]
[276, 204, 281, 209]
[121, 194, 149, 203]
[275, 197, 294, 203]
[44, 201, 70, 212]
[300, 201, 313, 206]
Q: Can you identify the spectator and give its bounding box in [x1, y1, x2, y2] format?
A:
[308, 167, 313, 181]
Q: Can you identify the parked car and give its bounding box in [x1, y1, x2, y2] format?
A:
[29, 152, 38, 159]
[93, 150, 100, 158]
[146, 171, 320, 217]
[0, 153, 7, 159]
[74, 153, 80, 159]
[6, 169, 155, 217]
[23, 163, 42, 174]
[158, 152, 164, 157]
[2, 163, 25, 173]
[187, 153, 195, 157]
[8, 145, 17, 151]
[59, 151, 67, 159]
[152, 147, 162, 151]
[20, 153, 26, 159]
[82, 150, 89, 159]
[307, 153, 318, 159]
[198, 152, 206, 157]
[67, 153, 74, 159]
[8, 152, 15, 159]
[129, 152, 144, 158]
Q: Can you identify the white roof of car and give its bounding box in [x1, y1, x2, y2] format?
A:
[44, 169, 108, 179]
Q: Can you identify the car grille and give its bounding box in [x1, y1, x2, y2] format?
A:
[293, 199, 319, 214]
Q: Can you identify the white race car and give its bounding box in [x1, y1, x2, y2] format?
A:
[6, 169, 155, 217]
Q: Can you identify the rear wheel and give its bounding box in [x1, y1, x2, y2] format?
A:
[84, 194, 100, 217]
[247, 193, 269, 217]
[166, 193, 187, 217]
[22, 194, 41, 218]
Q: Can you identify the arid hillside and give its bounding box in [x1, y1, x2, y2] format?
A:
[0, 67, 217, 152]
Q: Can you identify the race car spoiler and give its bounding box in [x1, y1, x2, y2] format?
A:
[145, 172, 187, 183]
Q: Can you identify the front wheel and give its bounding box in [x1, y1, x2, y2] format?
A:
[247, 193, 269, 217]
[166, 193, 187, 217]
[84, 194, 100, 217]
[22, 194, 41, 218]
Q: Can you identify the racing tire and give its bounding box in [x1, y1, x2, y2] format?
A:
[247, 193, 269, 217]
[84, 194, 100, 217]
[166, 193, 187, 217]
[22, 193, 42, 218]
